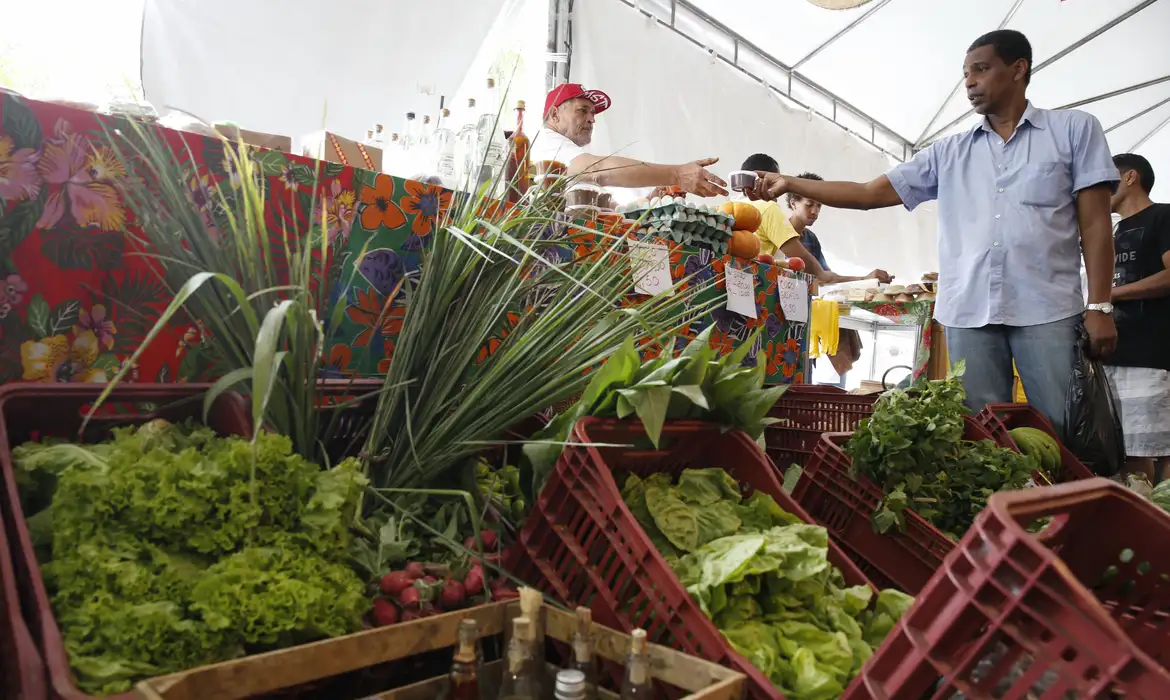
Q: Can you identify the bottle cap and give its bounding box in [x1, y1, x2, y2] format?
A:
[517, 100, 526, 109]
[555, 669, 586, 699]
[406, 112, 416, 119]
[442, 108, 450, 117]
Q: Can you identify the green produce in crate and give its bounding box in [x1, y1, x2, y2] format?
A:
[620, 468, 913, 700]
[13, 421, 369, 695]
[846, 363, 1039, 540]
[1151, 479, 1170, 512]
[1008, 427, 1061, 474]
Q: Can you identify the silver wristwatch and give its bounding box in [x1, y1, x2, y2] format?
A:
[1086, 302, 1114, 315]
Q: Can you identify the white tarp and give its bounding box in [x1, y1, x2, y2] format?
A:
[572, 0, 939, 278]
[689, 0, 1170, 202]
[140, 0, 510, 148]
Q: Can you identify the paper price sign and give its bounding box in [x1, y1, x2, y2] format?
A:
[628, 242, 673, 296]
[725, 266, 757, 318]
[777, 276, 809, 323]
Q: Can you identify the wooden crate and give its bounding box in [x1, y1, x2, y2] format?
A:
[136, 597, 746, 700]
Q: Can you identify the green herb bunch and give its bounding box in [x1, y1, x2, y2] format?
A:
[846, 362, 1038, 539]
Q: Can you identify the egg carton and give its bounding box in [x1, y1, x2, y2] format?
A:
[636, 222, 729, 256]
[620, 196, 734, 234]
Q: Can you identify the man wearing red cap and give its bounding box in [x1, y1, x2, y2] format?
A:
[531, 83, 727, 197]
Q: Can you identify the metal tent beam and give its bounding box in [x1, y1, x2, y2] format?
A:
[1056, 75, 1170, 111]
[791, 0, 896, 71]
[1106, 94, 1170, 135]
[918, 0, 1161, 147]
[616, 0, 911, 160]
[914, 0, 1027, 146]
[1129, 112, 1170, 152]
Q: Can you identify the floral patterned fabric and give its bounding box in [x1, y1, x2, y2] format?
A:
[0, 94, 809, 386]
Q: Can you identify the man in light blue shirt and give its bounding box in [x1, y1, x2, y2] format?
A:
[748, 30, 1118, 438]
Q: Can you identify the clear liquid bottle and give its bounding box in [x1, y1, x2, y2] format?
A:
[373, 124, 385, 146]
[497, 616, 540, 700]
[447, 619, 480, 700]
[435, 107, 457, 182]
[456, 97, 479, 187]
[364, 128, 375, 146]
[568, 607, 597, 700]
[476, 77, 507, 186]
[518, 588, 546, 697]
[619, 629, 653, 699]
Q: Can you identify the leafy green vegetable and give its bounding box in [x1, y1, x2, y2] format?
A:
[846, 363, 1038, 539]
[620, 469, 912, 699]
[524, 327, 788, 498]
[18, 421, 368, 695]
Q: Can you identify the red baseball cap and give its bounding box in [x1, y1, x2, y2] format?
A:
[544, 83, 612, 118]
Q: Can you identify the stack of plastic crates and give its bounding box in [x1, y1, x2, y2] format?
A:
[764, 385, 877, 472]
[844, 478, 1170, 699]
[510, 417, 880, 700]
[974, 402, 1095, 482]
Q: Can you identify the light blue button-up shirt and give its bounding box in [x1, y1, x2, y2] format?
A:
[887, 102, 1119, 329]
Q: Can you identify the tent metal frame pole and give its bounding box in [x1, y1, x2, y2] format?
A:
[546, 0, 572, 90]
[791, 0, 895, 71]
[917, 0, 1161, 147]
[1055, 75, 1170, 111]
[914, 0, 1026, 146]
[1105, 94, 1170, 135]
[1129, 112, 1170, 152]
[619, 0, 910, 160]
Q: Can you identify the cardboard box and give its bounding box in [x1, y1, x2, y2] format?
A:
[300, 130, 382, 173]
[213, 124, 292, 153]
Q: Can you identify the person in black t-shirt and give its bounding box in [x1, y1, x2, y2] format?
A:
[1104, 153, 1170, 480]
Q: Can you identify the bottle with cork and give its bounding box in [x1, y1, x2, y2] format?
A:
[619, 629, 653, 699]
[496, 616, 540, 700]
[517, 587, 547, 697]
[446, 618, 480, 700]
[505, 99, 530, 203]
[567, 607, 597, 699]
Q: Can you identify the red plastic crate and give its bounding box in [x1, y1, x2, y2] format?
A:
[764, 391, 877, 470]
[974, 402, 1095, 483]
[844, 478, 1170, 700]
[0, 476, 45, 700]
[0, 383, 251, 700]
[791, 416, 999, 595]
[510, 418, 878, 700]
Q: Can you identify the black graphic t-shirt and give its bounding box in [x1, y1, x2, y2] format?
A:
[1110, 203, 1170, 370]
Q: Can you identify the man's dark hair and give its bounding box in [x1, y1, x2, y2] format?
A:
[787, 172, 824, 207]
[968, 29, 1032, 85]
[741, 153, 779, 173]
[1114, 153, 1155, 193]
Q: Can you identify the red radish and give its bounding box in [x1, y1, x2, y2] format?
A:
[423, 575, 438, 585]
[380, 571, 414, 596]
[372, 599, 399, 626]
[464, 566, 485, 593]
[398, 586, 422, 608]
[401, 608, 424, 622]
[404, 562, 425, 579]
[439, 580, 466, 609]
[464, 530, 499, 552]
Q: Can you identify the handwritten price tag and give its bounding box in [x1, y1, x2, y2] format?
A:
[725, 266, 757, 318]
[777, 276, 809, 323]
[629, 242, 673, 296]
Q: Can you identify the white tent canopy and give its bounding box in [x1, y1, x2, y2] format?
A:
[682, 0, 1170, 202]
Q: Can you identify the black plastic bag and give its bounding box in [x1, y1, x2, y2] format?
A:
[1063, 324, 1126, 477]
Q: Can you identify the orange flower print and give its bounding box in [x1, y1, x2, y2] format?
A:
[359, 174, 406, 231]
[709, 329, 735, 356]
[378, 342, 396, 374]
[323, 344, 354, 379]
[400, 179, 452, 238]
[346, 287, 406, 347]
[779, 338, 801, 378]
[477, 337, 503, 365]
[762, 265, 779, 295]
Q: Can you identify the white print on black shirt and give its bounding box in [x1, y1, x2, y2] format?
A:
[1113, 226, 1146, 287]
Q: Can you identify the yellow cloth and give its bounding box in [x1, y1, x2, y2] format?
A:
[1013, 361, 1026, 402]
[808, 299, 839, 358]
[750, 201, 799, 257]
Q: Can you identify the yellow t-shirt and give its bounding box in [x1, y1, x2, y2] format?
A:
[750, 200, 799, 257]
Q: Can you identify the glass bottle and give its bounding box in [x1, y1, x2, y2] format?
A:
[568, 607, 597, 700]
[436, 107, 457, 182]
[554, 669, 587, 700]
[456, 97, 479, 187]
[497, 616, 539, 700]
[373, 123, 385, 146]
[619, 629, 653, 699]
[518, 588, 546, 696]
[476, 77, 507, 186]
[447, 618, 480, 700]
[400, 112, 417, 151]
[505, 100, 530, 203]
[364, 128, 375, 146]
